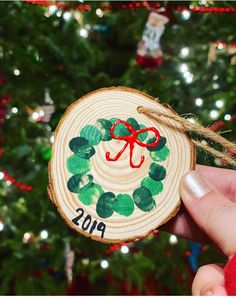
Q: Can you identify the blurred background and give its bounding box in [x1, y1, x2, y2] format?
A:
[0, 0, 236, 295]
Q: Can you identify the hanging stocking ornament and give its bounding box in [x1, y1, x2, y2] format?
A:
[48, 87, 195, 243]
[136, 12, 169, 71]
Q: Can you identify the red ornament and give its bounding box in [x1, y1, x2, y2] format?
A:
[225, 254, 236, 295]
[0, 96, 10, 106]
[185, 250, 191, 257]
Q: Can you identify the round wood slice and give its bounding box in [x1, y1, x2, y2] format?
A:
[48, 87, 195, 244]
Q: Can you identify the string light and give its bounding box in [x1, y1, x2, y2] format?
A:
[186, 76, 193, 83]
[213, 74, 219, 80]
[181, 10, 191, 20]
[0, 221, 4, 231]
[174, 80, 180, 85]
[183, 71, 191, 78]
[120, 245, 129, 254]
[6, 180, 12, 186]
[63, 11, 72, 21]
[40, 230, 48, 239]
[82, 258, 89, 265]
[169, 235, 178, 245]
[23, 232, 31, 243]
[224, 114, 232, 121]
[96, 8, 104, 17]
[210, 110, 219, 119]
[180, 47, 189, 57]
[213, 83, 219, 89]
[195, 98, 203, 106]
[183, 71, 193, 83]
[79, 28, 88, 38]
[0, 171, 4, 180]
[49, 5, 57, 14]
[84, 24, 91, 30]
[32, 112, 40, 121]
[11, 107, 18, 114]
[13, 68, 20, 76]
[56, 10, 62, 17]
[180, 63, 188, 73]
[217, 42, 224, 50]
[100, 260, 109, 269]
[215, 99, 224, 108]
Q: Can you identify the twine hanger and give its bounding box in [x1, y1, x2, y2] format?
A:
[137, 106, 236, 166]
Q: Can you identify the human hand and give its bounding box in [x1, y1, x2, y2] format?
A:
[161, 165, 236, 295]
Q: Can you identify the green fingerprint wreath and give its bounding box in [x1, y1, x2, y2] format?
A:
[66, 117, 170, 219]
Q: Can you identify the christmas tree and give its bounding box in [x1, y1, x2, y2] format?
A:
[0, 1, 235, 295]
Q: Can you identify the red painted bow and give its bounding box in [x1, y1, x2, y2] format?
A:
[105, 119, 160, 168]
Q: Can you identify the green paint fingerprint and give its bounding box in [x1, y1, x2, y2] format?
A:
[137, 124, 148, 142]
[113, 194, 134, 217]
[141, 177, 163, 196]
[67, 155, 91, 175]
[110, 117, 118, 124]
[127, 118, 140, 130]
[147, 136, 167, 151]
[76, 144, 95, 159]
[97, 118, 112, 141]
[67, 174, 82, 193]
[149, 163, 166, 181]
[150, 146, 170, 162]
[67, 174, 93, 193]
[69, 137, 88, 154]
[78, 183, 103, 205]
[114, 122, 130, 137]
[133, 187, 156, 211]
[96, 192, 116, 218]
[79, 174, 93, 187]
[80, 125, 103, 146]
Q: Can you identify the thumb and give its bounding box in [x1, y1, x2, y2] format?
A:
[180, 170, 236, 257]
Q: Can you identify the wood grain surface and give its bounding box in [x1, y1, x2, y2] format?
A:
[48, 87, 195, 243]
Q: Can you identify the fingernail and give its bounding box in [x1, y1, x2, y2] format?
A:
[180, 171, 211, 201]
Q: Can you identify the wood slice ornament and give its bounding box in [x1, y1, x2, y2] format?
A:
[48, 87, 195, 243]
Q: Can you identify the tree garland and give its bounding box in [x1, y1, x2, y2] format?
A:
[23, 0, 236, 14]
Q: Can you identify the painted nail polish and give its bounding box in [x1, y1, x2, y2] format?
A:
[180, 171, 211, 201]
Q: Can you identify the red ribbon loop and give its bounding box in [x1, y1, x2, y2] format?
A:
[105, 119, 160, 168]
